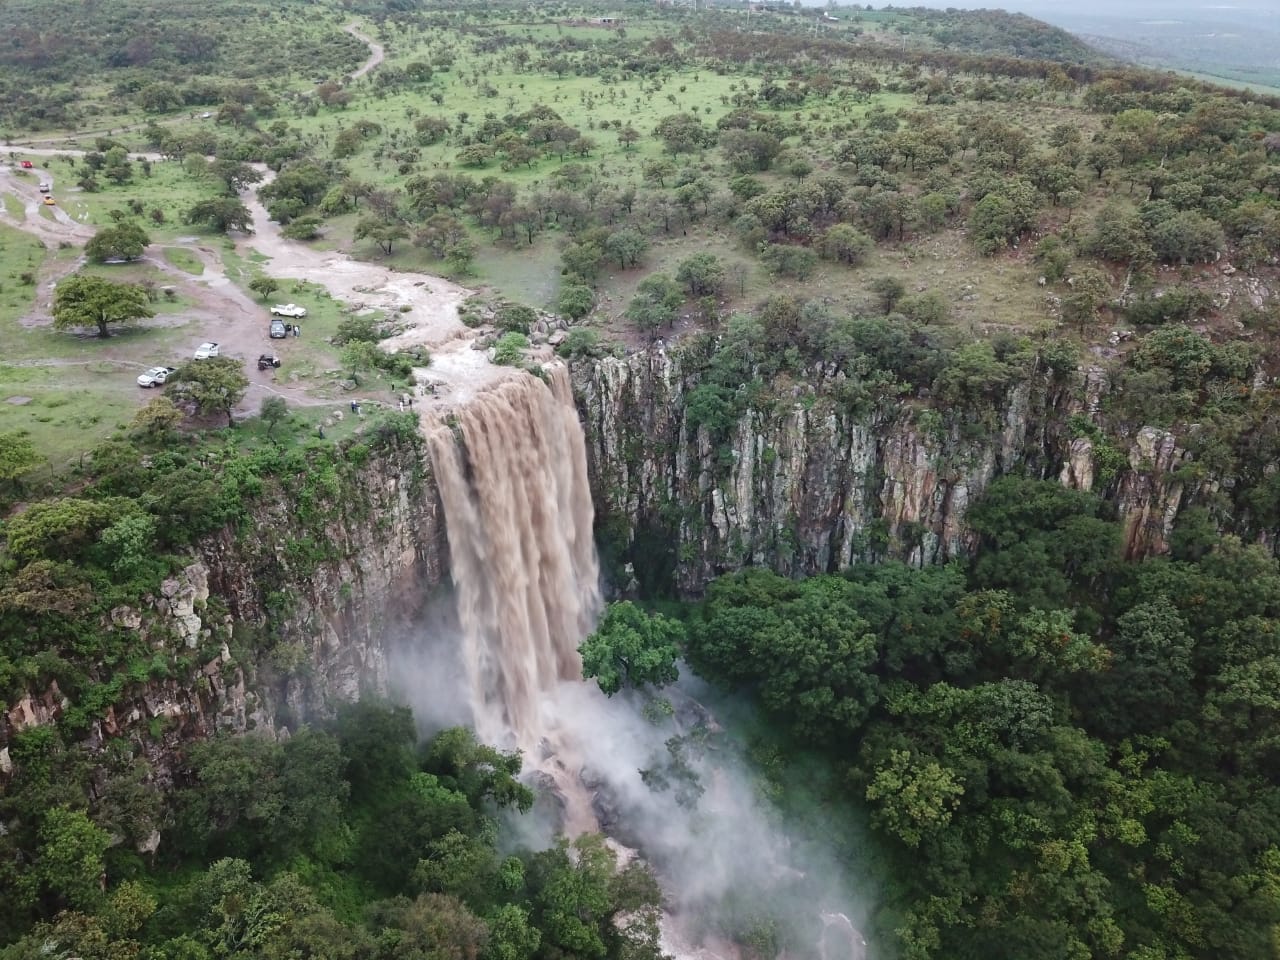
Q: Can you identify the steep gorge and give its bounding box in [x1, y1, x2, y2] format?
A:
[1, 437, 450, 786]
[0, 346, 1213, 777]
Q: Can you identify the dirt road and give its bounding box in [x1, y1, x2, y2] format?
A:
[0, 138, 521, 418]
[344, 24, 385, 79]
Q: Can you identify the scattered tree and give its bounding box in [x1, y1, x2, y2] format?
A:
[52, 275, 154, 338]
[354, 216, 409, 256]
[185, 197, 253, 234]
[249, 277, 280, 301]
[674, 253, 725, 297]
[259, 396, 288, 436]
[557, 284, 594, 321]
[341, 340, 383, 384]
[168, 357, 249, 426]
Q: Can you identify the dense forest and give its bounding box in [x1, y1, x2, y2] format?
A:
[2, 1, 1280, 959]
[675, 477, 1280, 958]
[9, 472, 1280, 959]
[0, 700, 668, 960]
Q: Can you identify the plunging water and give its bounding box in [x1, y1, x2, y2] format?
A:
[425, 365, 867, 959]
[425, 365, 599, 752]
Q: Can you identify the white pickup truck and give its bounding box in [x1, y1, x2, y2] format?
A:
[270, 303, 307, 318]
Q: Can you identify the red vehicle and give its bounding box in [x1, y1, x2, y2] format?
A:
[19, 161, 33, 169]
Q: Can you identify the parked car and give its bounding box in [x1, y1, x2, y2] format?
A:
[19, 160, 33, 169]
[136, 366, 177, 388]
[42, 197, 55, 206]
[270, 303, 307, 318]
[38, 183, 50, 193]
[258, 354, 282, 370]
[269, 318, 287, 338]
[194, 342, 219, 359]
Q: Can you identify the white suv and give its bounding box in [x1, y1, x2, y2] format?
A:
[136, 366, 176, 388]
[194, 342, 220, 359]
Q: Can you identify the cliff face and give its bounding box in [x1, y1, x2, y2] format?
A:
[1, 440, 448, 799]
[0, 352, 1216, 815]
[575, 348, 1205, 593]
[199, 442, 448, 724]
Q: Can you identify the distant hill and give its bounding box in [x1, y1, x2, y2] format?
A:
[917, 0, 1280, 90]
[899, 7, 1109, 64]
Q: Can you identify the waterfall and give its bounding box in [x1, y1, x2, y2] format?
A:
[424, 365, 867, 956]
[425, 365, 601, 755]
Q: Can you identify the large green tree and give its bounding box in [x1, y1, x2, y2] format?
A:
[52, 275, 154, 338]
[168, 357, 249, 426]
[185, 197, 253, 233]
[354, 216, 408, 256]
[84, 222, 150, 263]
[579, 602, 683, 697]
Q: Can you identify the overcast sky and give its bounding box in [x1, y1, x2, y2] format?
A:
[811, 0, 1278, 23]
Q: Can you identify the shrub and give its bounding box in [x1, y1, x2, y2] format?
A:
[1123, 287, 1211, 326]
[819, 225, 872, 266]
[557, 328, 603, 359]
[492, 332, 529, 366]
[899, 291, 949, 325]
[495, 303, 538, 334]
[759, 244, 818, 280]
[1131, 327, 1216, 389]
[333, 315, 384, 345]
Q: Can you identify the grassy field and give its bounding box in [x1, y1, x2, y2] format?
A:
[0, 223, 45, 334]
[56, 159, 225, 237]
[163, 247, 205, 275]
[241, 274, 389, 393]
[0, 222, 162, 464]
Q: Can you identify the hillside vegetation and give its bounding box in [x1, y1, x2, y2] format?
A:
[2, 3, 1280, 960]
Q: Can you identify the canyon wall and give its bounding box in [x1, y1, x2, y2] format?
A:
[0, 352, 1220, 805]
[575, 347, 1209, 594]
[1, 438, 448, 794]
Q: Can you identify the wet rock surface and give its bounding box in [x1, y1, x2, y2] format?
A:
[575, 348, 1220, 592]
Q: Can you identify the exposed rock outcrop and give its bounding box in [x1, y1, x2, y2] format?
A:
[574, 348, 1208, 593]
[0, 438, 449, 793]
[199, 441, 448, 720]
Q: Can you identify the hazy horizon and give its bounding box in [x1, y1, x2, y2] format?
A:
[798, 0, 1280, 90]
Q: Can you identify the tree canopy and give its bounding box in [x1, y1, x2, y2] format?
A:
[579, 601, 682, 696]
[84, 222, 150, 263]
[52, 275, 154, 338]
[168, 358, 249, 426]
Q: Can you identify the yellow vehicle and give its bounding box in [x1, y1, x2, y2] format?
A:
[42, 196, 55, 206]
